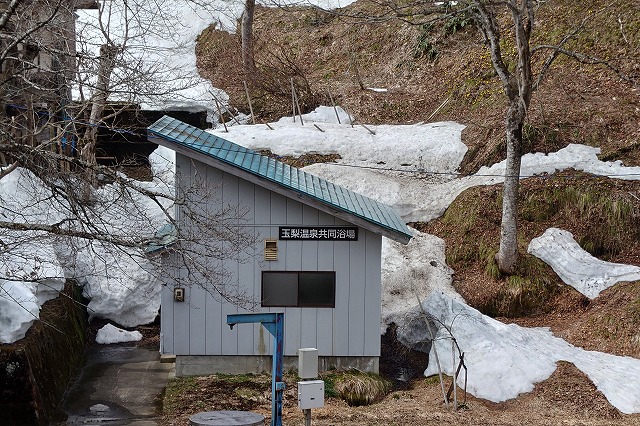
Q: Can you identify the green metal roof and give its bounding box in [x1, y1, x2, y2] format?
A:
[145, 223, 177, 255]
[147, 115, 412, 244]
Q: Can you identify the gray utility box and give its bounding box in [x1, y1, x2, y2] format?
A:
[297, 380, 324, 409]
[298, 348, 319, 379]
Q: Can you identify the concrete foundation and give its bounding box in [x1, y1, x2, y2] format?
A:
[174, 355, 379, 376]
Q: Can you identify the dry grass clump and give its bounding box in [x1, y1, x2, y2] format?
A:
[331, 371, 392, 406]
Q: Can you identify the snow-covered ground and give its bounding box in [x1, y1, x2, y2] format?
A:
[529, 228, 640, 299]
[2, 0, 640, 413]
[205, 108, 640, 413]
[2, 106, 640, 410]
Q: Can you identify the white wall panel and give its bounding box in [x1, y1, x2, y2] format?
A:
[347, 238, 366, 356]
[300, 204, 319, 349]
[160, 253, 177, 354]
[332, 240, 350, 356]
[173, 266, 191, 354]
[316, 211, 335, 355]
[270, 192, 287, 224]
[237, 178, 255, 354]
[189, 284, 207, 355]
[220, 172, 240, 355]
[282, 198, 303, 354]
[204, 293, 222, 355]
[364, 231, 382, 356]
[164, 155, 385, 360]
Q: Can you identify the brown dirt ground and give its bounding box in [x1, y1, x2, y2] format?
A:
[167, 1, 640, 424]
[160, 363, 640, 426]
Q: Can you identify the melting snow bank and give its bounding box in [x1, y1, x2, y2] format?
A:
[56, 239, 161, 327]
[306, 143, 640, 222]
[422, 292, 640, 414]
[0, 169, 67, 343]
[381, 229, 462, 335]
[0, 147, 174, 343]
[484, 143, 640, 181]
[209, 106, 468, 176]
[528, 228, 640, 299]
[380, 230, 640, 414]
[96, 323, 143, 344]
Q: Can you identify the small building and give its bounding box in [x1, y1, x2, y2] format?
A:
[147, 116, 412, 376]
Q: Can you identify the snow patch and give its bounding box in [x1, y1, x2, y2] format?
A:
[528, 228, 640, 298]
[209, 108, 468, 174]
[96, 323, 143, 344]
[421, 291, 640, 414]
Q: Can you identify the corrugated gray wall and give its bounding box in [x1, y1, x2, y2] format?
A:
[161, 155, 382, 357]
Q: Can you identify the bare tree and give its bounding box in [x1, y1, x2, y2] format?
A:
[0, 0, 260, 335]
[469, 0, 534, 274]
[1, 138, 259, 326]
[367, 0, 638, 273]
[241, 0, 256, 76]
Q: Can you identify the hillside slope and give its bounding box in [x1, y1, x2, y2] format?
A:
[196, 0, 639, 173]
[195, 0, 639, 337]
[171, 1, 640, 422]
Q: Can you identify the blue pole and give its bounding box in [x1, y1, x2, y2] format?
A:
[227, 313, 285, 426]
[272, 312, 284, 426]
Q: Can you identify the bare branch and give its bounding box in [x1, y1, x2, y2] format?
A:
[533, 44, 639, 88]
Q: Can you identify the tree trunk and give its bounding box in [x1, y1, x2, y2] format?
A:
[81, 44, 118, 198]
[82, 44, 118, 167]
[241, 0, 256, 78]
[495, 98, 525, 274]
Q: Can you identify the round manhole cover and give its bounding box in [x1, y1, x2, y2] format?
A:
[189, 410, 265, 426]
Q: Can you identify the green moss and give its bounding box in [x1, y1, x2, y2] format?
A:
[430, 173, 638, 317]
[520, 181, 638, 260]
[163, 376, 199, 413]
[486, 255, 558, 317]
[521, 189, 560, 222]
[424, 375, 442, 385]
[442, 200, 478, 234]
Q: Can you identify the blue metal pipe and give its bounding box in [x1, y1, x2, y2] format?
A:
[227, 312, 285, 426]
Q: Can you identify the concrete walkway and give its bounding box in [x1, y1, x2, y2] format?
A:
[56, 345, 173, 425]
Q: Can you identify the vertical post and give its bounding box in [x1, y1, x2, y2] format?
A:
[291, 78, 296, 122]
[452, 339, 458, 410]
[227, 313, 285, 426]
[272, 312, 284, 426]
[327, 89, 341, 124]
[214, 99, 228, 132]
[303, 408, 311, 426]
